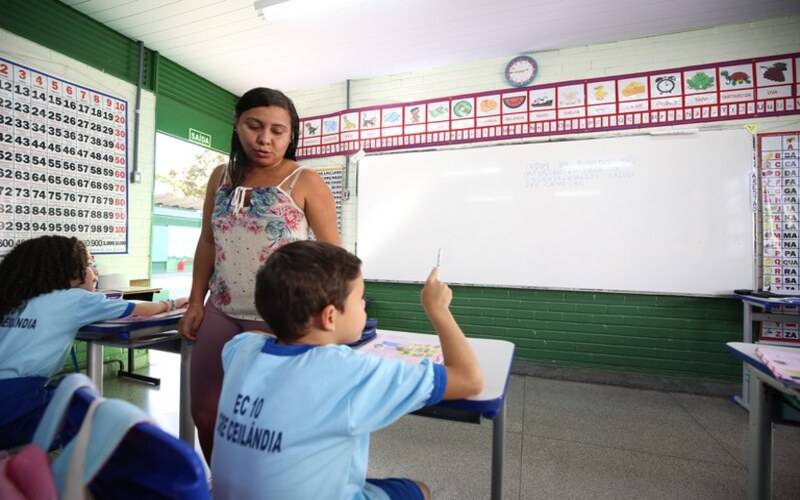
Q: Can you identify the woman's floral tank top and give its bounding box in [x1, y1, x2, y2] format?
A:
[209, 167, 309, 320]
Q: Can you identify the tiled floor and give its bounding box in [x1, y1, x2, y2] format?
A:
[104, 351, 800, 500]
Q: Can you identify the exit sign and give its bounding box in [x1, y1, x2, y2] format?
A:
[189, 128, 211, 147]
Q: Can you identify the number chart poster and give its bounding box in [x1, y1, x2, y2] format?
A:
[0, 56, 128, 257]
[297, 52, 799, 160]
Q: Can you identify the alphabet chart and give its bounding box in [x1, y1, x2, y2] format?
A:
[759, 131, 800, 343]
[0, 56, 128, 257]
[315, 165, 343, 228]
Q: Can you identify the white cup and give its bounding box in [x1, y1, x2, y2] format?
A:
[97, 273, 128, 290]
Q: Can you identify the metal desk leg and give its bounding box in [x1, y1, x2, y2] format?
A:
[736, 302, 755, 409]
[491, 400, 506, 500]
[85, 341, 104, 395]
[117, 347, 161, 386]
[747, 366, 772, 500]
[179, 340, 196, 445]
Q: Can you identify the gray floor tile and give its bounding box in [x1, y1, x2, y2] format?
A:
[523, 377, 737, 465]
[673, 392, 800, 480]
[104, 350, 183, 437]
[369, 414, 521, 500]
[102, 356, 799, 500]
[519, 434, 746, 500]
[670, 392, 747, 465]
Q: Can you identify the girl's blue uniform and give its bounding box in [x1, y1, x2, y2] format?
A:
[0, 288, 133, 448]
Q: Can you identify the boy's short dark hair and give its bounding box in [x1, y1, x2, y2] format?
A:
[255, 241, 362, 342]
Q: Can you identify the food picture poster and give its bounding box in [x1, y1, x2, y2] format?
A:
[297, 52, 799, 159]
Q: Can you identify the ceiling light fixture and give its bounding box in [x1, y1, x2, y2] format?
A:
[254, 0, 291, 19]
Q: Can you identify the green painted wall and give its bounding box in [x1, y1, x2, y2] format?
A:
[1, 0, 237, 152]
[62, 342, 148, 376]
[156, 95, 233, 154]
[366, 282, 742, 381]
[1, 0, 156, 89]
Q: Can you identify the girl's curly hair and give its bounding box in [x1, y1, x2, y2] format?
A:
[0, 236, 88, 320]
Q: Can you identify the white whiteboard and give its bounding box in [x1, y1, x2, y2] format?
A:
[356, 129, 755, 295]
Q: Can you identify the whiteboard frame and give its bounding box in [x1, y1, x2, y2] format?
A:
[355, 128, 758, 297]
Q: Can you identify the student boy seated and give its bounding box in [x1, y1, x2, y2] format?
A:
[210, 241, 483, 500]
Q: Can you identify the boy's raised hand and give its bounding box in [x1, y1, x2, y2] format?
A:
[421, 266, 452, 317]
[421, 266, 484, 400]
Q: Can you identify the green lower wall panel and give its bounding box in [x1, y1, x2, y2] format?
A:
[62, 341, 149, 377]
[365, 282, 742, 382]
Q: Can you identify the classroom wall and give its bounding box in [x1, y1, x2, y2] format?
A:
[1, 1, 240, 279]
[0, 27, 155, 371]
[0, 28, 156, 281]
[1, 0, 238, 155]
[289, 16, 800, 381]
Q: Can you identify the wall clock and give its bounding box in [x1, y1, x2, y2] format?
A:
[504, 55, 538, 87]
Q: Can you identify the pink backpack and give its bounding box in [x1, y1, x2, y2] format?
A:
[0, 445, 57, 500]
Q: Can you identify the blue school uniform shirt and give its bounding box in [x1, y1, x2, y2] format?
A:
[0, 288, 134, 379]
[210, 333, 447, 500]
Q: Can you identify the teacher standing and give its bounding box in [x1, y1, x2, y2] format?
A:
[178, 88, 340, 461]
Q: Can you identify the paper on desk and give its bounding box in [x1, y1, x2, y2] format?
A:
[756, 346, 800, 387]
[100, 308, 185, 324]
[360, 336, 443, 364]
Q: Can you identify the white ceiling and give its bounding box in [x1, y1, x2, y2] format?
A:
[61, 0, 800, 95]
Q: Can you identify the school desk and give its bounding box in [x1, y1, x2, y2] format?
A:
[356, 330, 516, 500]
[97, 287, 162, 383]
[726, 342, 800, 500]
[78, 324, 515, 499]
[97, 286, 161, 301]
[76, 316, 197, 445]
[734, 293, 800, 408]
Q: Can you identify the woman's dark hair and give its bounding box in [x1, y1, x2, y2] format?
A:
[227, 87, 300, 187]
[255, 241, 362, 342]
[0, 236, 88, 320]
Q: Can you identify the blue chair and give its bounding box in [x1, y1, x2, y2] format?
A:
[57, 386, 210, 499]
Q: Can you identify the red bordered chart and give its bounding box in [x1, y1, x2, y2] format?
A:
[297, 52, 799, 160]
[315, 166, 344, 229]
[0, 57, 128, 256]
[761, 131, 800, 295]
[759, 130, 800, 344]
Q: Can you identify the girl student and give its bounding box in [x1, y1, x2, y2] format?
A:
[177, 87, 340, 461]
[0, 235, 187, 449]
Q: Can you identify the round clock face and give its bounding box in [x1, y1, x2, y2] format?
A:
[505, 56, 538, 87]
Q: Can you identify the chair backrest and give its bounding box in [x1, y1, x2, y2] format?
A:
[63, 386, 210, 500]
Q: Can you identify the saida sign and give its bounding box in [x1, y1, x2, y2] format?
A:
[189, 128, 212, 148]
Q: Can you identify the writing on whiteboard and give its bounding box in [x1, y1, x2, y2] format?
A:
[525, 160, 634, 188]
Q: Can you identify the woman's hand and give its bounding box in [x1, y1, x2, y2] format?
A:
[178, 302, 204, 341]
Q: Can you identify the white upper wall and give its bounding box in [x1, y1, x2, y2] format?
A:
[288, 15, 800, 252]
[292, 15, 800, 111]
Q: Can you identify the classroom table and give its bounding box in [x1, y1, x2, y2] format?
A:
[78, 324, 515, 499]
[726, 342, 800, 500]
[734, 293, 800, 408]
[99, 286, 162, 301]
[76, 315, 196, 445]
[358, 330, 515, 500]
[97, 286, 163, 385]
